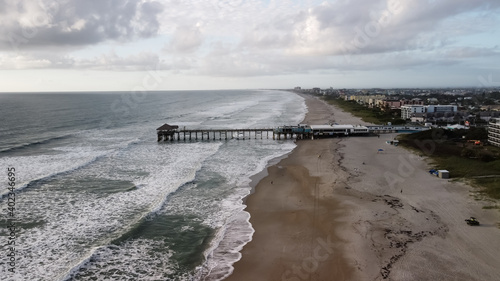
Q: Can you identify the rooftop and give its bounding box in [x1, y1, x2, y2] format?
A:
[156, 124, 179, 131]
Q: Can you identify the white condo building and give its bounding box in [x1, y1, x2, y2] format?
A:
[401, 105, 426, 119]
[401, 105, 458, 119]
[489, 118, 500, 147]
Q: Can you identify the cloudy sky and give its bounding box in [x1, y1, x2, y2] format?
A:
[1, 0, 500, 92]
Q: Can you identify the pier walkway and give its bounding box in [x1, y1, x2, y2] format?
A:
[156, 124, 429, 142]
[158, 128, 278, 141]
[156, 124, 304, 141]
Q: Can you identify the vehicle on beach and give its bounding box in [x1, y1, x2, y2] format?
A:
[465, 217, 480, 226]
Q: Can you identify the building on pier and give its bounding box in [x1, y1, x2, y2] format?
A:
[309, 124, 369, 138]
[273, 124, 312, 139]
[157, 124, 179, 141]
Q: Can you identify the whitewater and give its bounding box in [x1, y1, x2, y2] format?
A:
[0, 90, 306, 280]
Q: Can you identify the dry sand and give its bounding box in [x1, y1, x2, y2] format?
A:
[224, 93, 500, 281]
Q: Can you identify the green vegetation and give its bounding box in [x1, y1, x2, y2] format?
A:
[322, 96, 405, 125]
[473, 178, 500, 200]
[398, 128, 500, 201]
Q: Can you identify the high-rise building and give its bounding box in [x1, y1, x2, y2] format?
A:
[401, 105, 426, 119]
[488, 118, 500, 147]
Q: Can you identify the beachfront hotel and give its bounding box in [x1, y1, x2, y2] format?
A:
[401, 105, 426, 119]
[400, 105, 458, 120]
[488, 118, 500, 147]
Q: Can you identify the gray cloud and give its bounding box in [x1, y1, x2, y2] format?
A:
[0, 51, 164, 71]
[234, 0, 500, 58]
[0, 0, 164, 51]
[1, 0, 499, 78]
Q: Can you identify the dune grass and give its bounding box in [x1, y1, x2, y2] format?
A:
[398, 129, 500, 201]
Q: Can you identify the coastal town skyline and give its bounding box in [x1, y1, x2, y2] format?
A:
[1, 0, 500, 92]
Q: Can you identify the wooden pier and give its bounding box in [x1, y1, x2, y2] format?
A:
[157, 124, 303, 142]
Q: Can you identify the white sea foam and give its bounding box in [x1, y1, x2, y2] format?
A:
[0, 139, 222, 280]
[192, 91, 306, 280]
[64, 240, 177, 280]
[197, 142, 297, 280]
[0, 147, 109, 198]
[203, 210, 255, 280]
[194, 99, 261, 120]
[0, 90, 307, 280]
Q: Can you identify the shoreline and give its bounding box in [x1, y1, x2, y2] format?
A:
[225, 93, 500, 280]
[225, 93, 359, 281]
[246, 150, 294, 202]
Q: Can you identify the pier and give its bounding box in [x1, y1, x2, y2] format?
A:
[157, 123, 430, 142]
[157, 124, 300, 142]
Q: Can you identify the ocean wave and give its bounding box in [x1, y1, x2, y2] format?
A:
[200, 209, 255, 281]
[0, 134, 73, 154]
[0, 151, 108, 199]
[195, 91, 305, 280]
[0, 90, 308, 280]
[61, 143, 222, 280]
[0, 141, 223, 280]
[0, 133, 143, 199]
[61, 240, 177, 281]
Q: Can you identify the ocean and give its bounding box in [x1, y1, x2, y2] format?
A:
[0, 90, 306, 280]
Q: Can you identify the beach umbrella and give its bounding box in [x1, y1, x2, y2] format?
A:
[377, 148, 383, 154]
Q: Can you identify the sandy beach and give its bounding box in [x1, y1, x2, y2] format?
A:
[225, 93, 500, 281]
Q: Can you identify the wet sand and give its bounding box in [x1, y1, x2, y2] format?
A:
[225, 93, 500, 281]
[226, 95, 359, 281]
